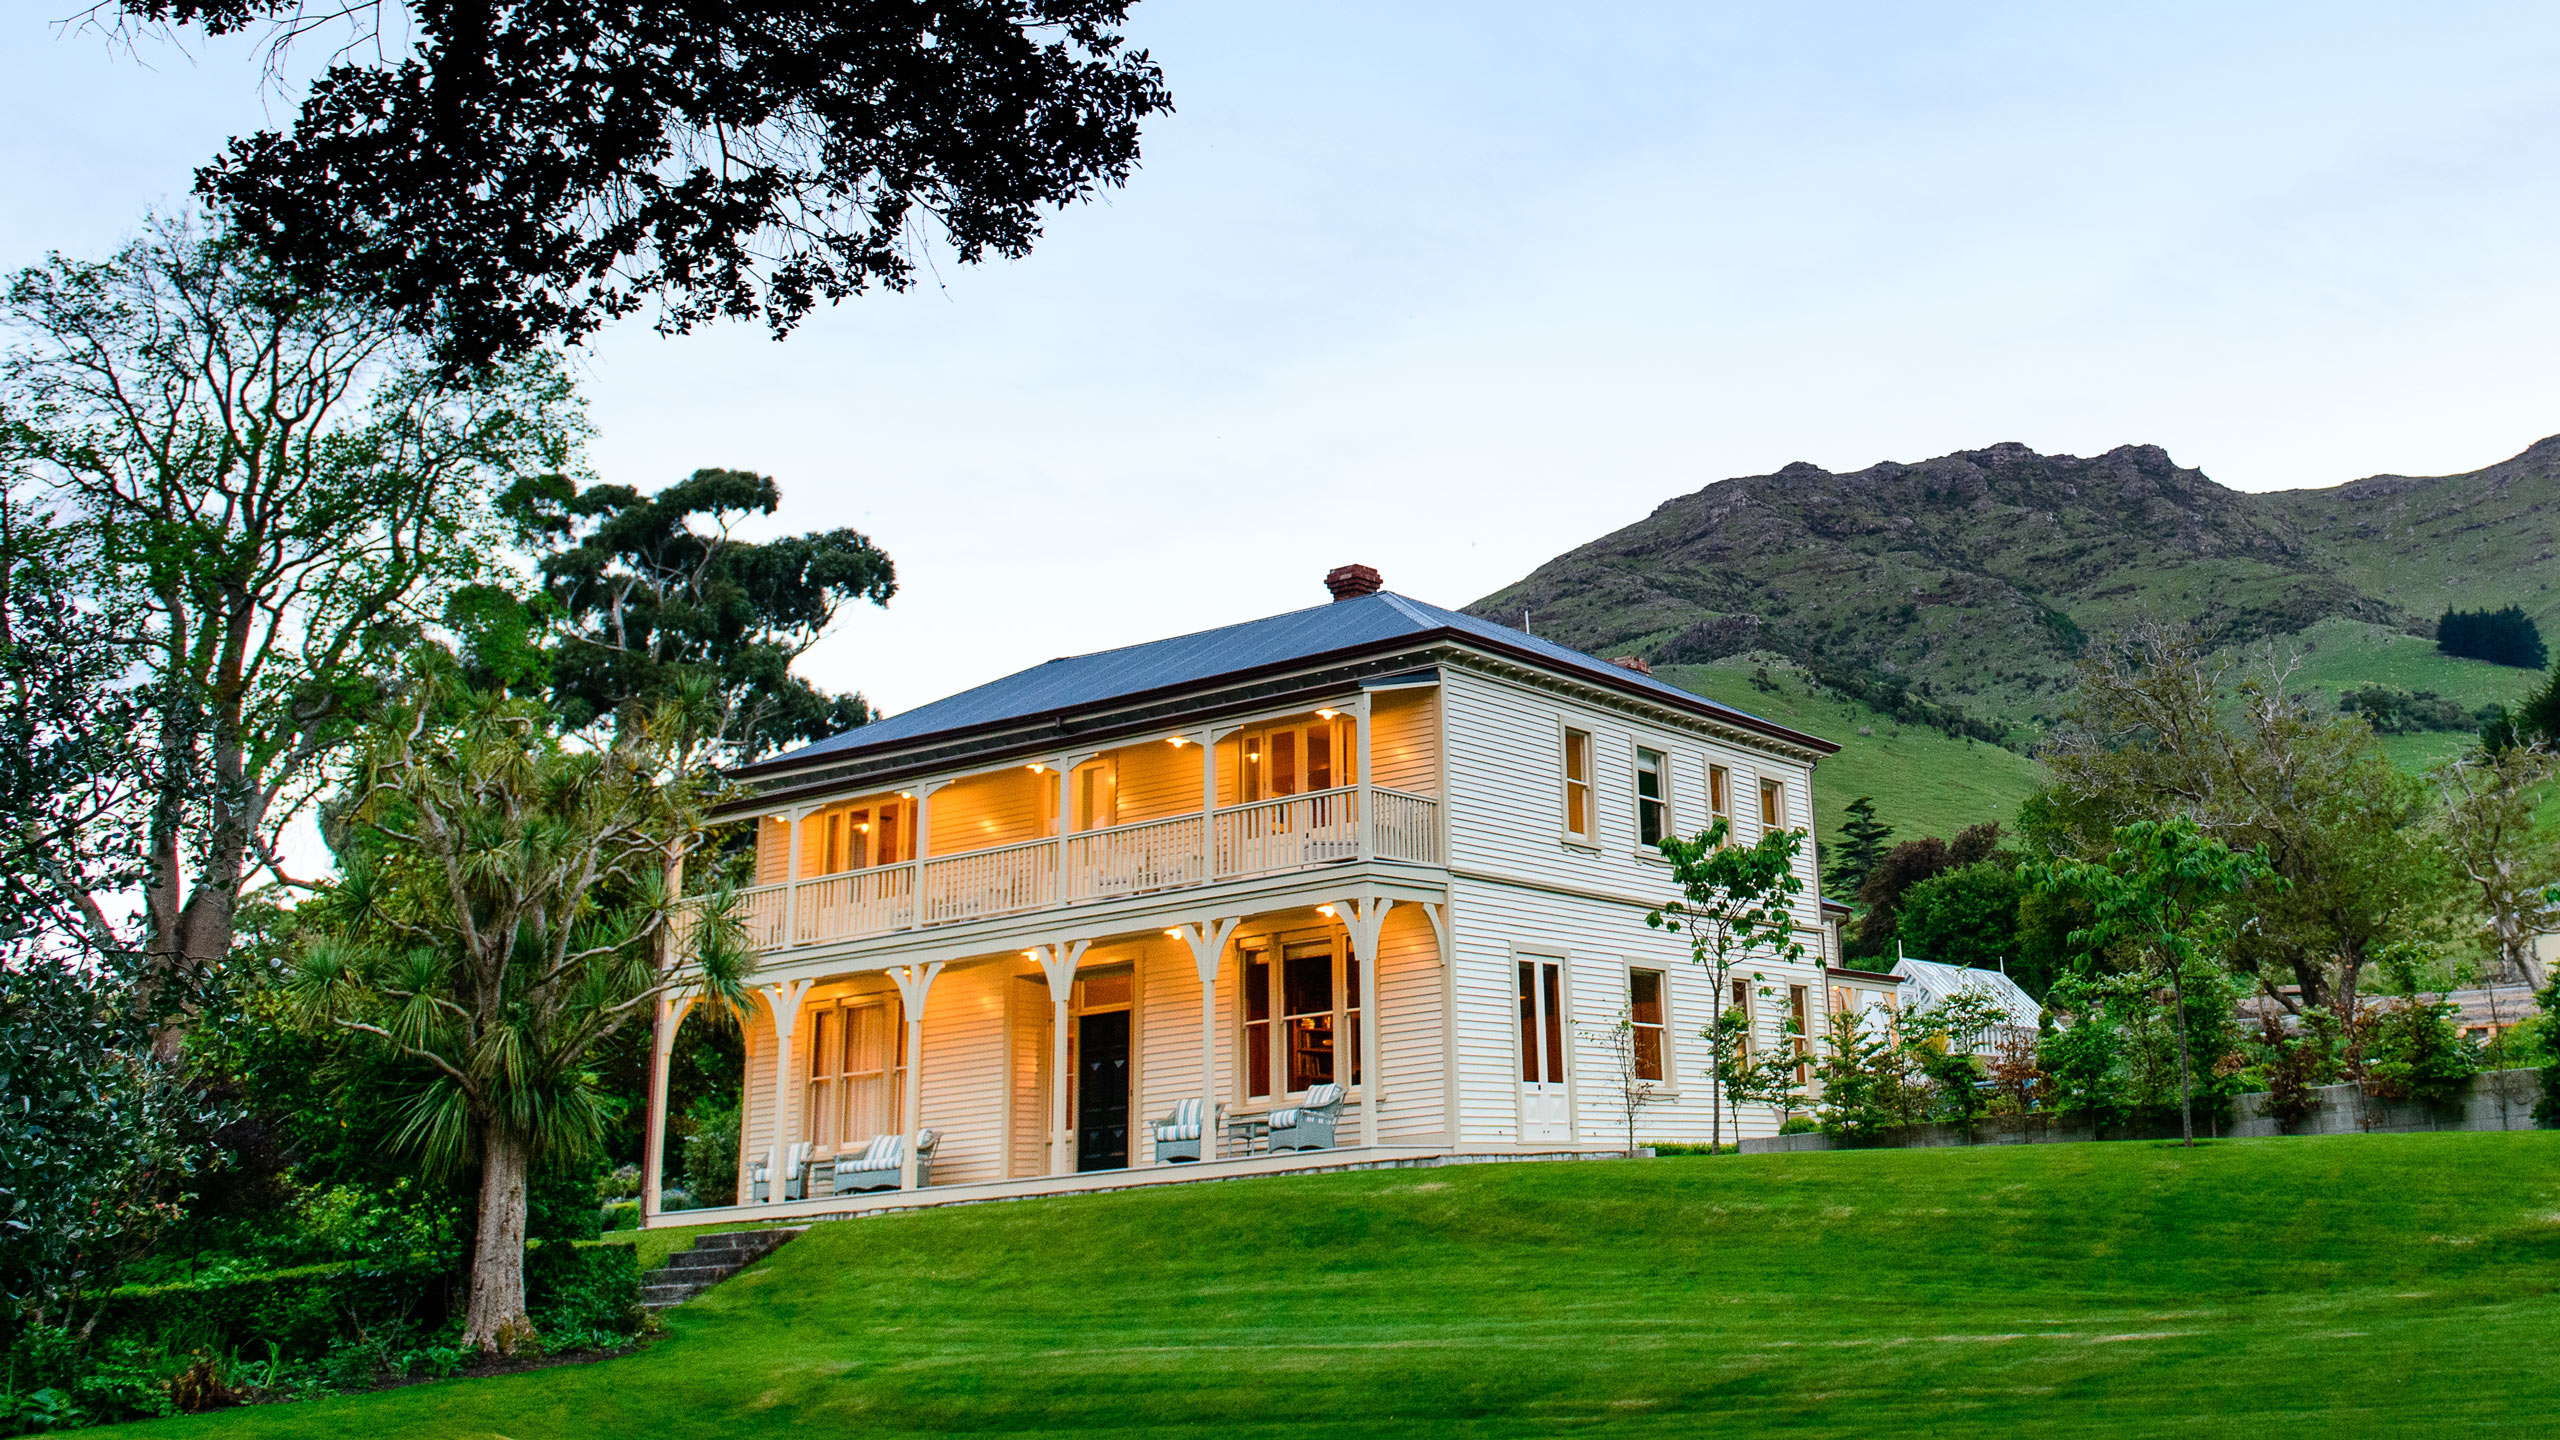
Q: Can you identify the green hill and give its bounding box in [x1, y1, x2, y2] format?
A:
[1472, 437, 2560, 750]
[1657, 656, 2042, 847]
[121, 1135, 2560, 1438]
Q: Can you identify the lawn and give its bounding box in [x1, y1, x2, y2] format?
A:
[116, 1134, 2560, 1438]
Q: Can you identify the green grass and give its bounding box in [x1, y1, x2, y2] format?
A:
[1658, 658, 2044, 845]
[2252, 617, 2542, 716]
[119, 1134, 2560, 1438]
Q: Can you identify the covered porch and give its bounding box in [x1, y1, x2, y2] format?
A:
[640, 884, 1457, 1223]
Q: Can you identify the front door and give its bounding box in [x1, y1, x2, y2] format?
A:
[1518, 958, 1571, 1143]
[1076, 1009, 1131, 1171]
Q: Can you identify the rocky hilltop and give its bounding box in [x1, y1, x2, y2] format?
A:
[1468, 437, 2560, 738]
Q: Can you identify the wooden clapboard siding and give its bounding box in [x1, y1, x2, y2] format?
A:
[916, 962, 1010, 1186]
[1007, 973, 1051, 1178]
[1374, 902, 1445, 1144]
[756, 817, 789, 887]
[1368, 687, 1439, 795]
[929, 769, 1047, 856]
[1133, 938, 1199, 1165]
[1112, 739, 1203, 825]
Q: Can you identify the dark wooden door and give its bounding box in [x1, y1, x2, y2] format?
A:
[1076, 1009, 1130, 1171]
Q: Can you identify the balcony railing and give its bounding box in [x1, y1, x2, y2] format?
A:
[724, 787, 1440, 953]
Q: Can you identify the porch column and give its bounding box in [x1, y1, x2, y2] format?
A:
[783, 808, 804, 947]
[908, 782, 948, 930]
[1354, 693, 1375, 862]
[1177, 917, 1242, 1158]
[760, 978, 814, 1204]
[1052, 761, 1073, 902]
[1336, 894, 1395, 1149]
[890, 961, 945, 1190]
[641, 991, 699, 1221]
[1202, 727, 1234, 880]
[1033, 941, 1090, 1175]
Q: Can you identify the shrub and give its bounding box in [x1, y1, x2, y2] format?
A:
[1777, 1116, 1818, 1135]
[2359, 996, 2482, 1110]
[95, 1257, 455, 1363]
[2243, 1010, 2341, 1128]
[2038, 966, 2245, 1134]
[2337, 684, 2474, 734]
[681, 1097, 741, 1207]
[2437, 606, 2547, 669]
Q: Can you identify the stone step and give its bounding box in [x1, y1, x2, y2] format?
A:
[639, 1227, 807, 1309]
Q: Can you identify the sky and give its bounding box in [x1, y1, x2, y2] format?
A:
[7, 2, 2560, 719]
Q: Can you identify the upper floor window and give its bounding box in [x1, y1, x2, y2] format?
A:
[1708, 764, 1731, 832]
[1759, 777, 1786, 833]
[1635, 748, 1668, 848]
[1729, 978, 1754, 1056]
[1071, 758, 1118, 831]
[1240, 716, 1355, 803]
[1562, 727, 1594, 841]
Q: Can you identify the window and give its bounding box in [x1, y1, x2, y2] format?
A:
[1760, 777, 1785, 833]
[1635, 747, 1668, 848]
[1729, 979, 1754, 1057]
[1239, 716, 1355, 803]
[1708, 764, 1731, 838]
[1238, 931, 1362, 1100]
[806, 1001, 894, 1149]
[1789, 985, 1811, 1085]
[1072, 759, 1118, 831]
[1562, 728, 1594, 840]
[1629, 969, 1666, 1082]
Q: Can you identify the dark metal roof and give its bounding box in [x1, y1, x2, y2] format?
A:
[740, 590, 1835, 777]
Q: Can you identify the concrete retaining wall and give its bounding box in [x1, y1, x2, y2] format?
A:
[1740, 1067, 2549, 1154]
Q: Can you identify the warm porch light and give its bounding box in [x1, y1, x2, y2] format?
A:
[1164, 928, 1183, 938]
[1317, 904, 1337, 918]
[1166, 735, 1187, 747]
[1028, 763, 1045, 773]
[1316, 708, 1337, 719]
[1023, 950, 1040, 960]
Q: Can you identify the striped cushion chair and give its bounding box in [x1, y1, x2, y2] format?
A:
[1266, 1083, 1346, 1152]
[1153, 1098, 1208, 1164]
[833, 1129, 940, 1192]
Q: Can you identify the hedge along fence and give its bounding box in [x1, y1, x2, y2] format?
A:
[1742, 1068, 2552, 1154]
[95, 1243, 638, 1362]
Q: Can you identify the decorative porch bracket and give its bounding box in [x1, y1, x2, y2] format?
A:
[889, 961, 946, 1190]
[758, 978, 816, 1204]
[1174, 916, 1243, 1161]
[1029, 940, 1091, 1176]
[1334, 894, 1397, 1148]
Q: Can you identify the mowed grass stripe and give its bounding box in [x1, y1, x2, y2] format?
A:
[111, 1133, 2560, 1438]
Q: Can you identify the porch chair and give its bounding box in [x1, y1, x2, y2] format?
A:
[1266, 1083, 1346, 1153]
[1152, 1098, 1213, 1164]
[748, 1142, 818, 1202]
[832, 1129, 939, 1193]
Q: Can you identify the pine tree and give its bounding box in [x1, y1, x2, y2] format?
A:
[1828, 796, 1895, 899]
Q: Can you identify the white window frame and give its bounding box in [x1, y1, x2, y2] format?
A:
[1624, 961, 1678, 1095]
[1633, 744, 1670, 853]
[1559, 723, 1596, 847]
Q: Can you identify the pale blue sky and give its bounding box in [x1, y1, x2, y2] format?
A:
[7, 3, 2560, 715]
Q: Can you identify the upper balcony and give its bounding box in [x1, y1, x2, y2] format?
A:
[733, 694, 1442, 955]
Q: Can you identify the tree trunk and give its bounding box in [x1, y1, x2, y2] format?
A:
[2168, 961, 2196, 1148]
[462, 1127, 538, 1355]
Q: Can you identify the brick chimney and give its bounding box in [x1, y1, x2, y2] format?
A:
[1608, 655, 1652, 676]
[1325, 564, 1383, 602]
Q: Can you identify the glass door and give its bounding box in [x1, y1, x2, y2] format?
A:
[1518, 958, 1570, 1142]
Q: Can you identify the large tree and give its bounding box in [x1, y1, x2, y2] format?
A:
[2035, 627, 2451, 1020]
[104, 2, 1174, 368]
[1, 219, 579, 1006]
[492, 466, 895, 759]
[292, 681, 752, 1352]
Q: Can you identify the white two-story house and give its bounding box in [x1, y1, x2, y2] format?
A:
[639, 566, 1840, 1224]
